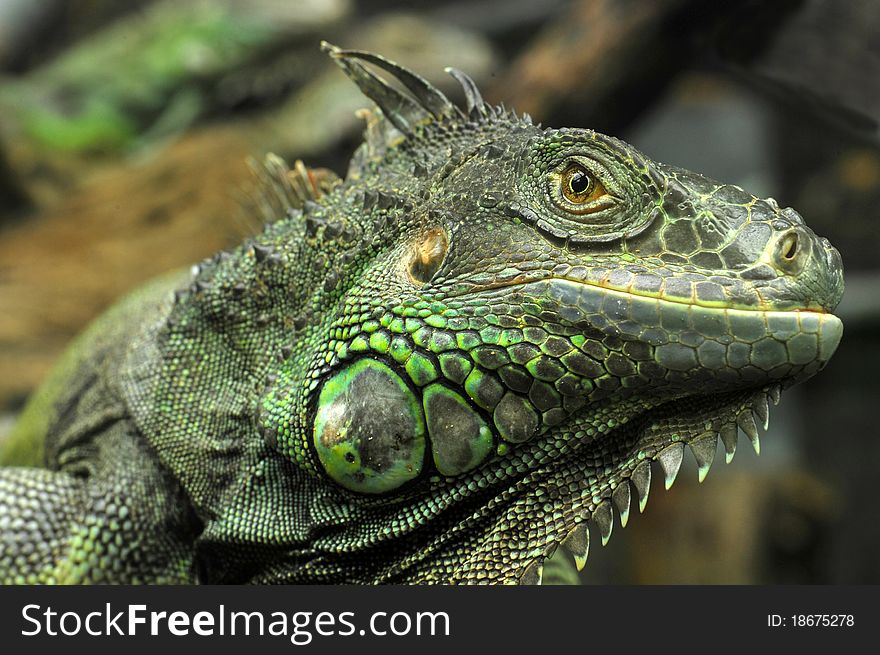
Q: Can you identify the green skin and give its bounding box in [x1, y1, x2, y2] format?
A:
[0, 46, 844, 584]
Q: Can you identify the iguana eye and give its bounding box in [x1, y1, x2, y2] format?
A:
[556, 163, 609, 210]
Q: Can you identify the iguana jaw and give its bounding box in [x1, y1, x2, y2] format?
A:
[444, 279, 843, 585]
[321, 278, 843, 583]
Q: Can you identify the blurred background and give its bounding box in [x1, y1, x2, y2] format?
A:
[0, 0, 878, 584]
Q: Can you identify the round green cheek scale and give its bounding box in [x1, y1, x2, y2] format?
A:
[313, 359, 426, 494]
[422, 383, 494, 476]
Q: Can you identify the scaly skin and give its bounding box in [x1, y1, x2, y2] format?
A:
[0, 46, 844, 584]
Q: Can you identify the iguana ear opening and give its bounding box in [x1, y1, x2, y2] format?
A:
[407, 228, 448, 286]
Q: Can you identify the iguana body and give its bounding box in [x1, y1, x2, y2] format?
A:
[0, 46, 844, 584]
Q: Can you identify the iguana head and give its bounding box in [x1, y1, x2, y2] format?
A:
[250, 46, 844, 583]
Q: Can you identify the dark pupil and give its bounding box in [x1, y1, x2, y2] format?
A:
[568, 170, 591, 195]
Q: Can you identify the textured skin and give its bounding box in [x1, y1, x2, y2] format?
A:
[0, 47, 844, 584]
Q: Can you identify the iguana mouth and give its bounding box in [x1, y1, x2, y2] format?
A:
[472, 273, 837, 314]
[542, 276, 843, 336]
[475, 278, 843, 387]
[550, 275, 835, 314]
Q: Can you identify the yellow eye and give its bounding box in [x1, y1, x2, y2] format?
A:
[560, 164, 607, 205]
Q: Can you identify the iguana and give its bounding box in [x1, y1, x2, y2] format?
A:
[0, 45, 844, 584]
